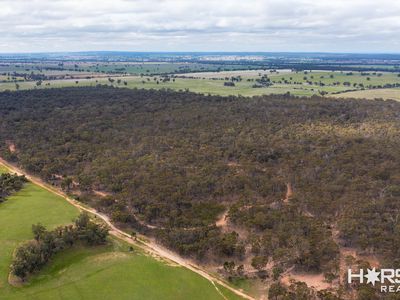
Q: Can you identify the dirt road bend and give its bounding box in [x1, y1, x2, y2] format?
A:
[0, 157, 255, 300]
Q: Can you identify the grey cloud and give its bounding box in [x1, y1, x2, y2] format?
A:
[0, 0, 399, 52]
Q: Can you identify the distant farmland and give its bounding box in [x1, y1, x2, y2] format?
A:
[2, 67, 400, 98]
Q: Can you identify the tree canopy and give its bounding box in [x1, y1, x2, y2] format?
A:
[1, 86, 400, 274]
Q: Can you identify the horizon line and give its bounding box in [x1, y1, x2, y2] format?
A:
[1, 51, 400, 55]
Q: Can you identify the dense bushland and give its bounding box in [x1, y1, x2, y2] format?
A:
[1, 87, 399, 275]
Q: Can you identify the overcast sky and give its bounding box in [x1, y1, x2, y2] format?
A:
[1, 0, 400, 53]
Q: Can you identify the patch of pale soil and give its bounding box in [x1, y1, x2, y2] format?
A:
[52, 174, 79, 187]
[238, 245, 259, 275]
[227, 161, 241, 167]
[216, 210, 228, 228]
[281, 272, 332, 291]
[8, 144, 16, 153]
[93, 190, 111, 197]
[282, 183, 293, 204]
[6, 141, 16, 153]
[303, 210, 314, 218]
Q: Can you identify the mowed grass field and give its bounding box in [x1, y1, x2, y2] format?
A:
[0, 166, 242, 300]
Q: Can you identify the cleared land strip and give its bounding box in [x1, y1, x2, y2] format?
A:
[0, 157, 254, 300]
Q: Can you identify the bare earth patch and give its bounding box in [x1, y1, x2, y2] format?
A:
[93, 190, 111, 197]
[6, 141, 16, 153]
[282, 183, 293, 204]
[281, 272, 332, 291]
[216, 210, 228, 228]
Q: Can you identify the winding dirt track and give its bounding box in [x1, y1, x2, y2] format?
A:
[0, 158, 254, 300]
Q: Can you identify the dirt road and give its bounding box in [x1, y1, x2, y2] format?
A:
[0, 157, 254, 300]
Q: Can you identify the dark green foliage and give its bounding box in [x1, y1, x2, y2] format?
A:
[251, 255, 268, 271]
[216, 231, 244, 257]
[1, 86, 400, 268]
[268, 282, 287, 300]
[0, 173, 27, 202]
[11, 213, 108, 279]
[31, 223, 46, 241]
[287, 281, 317, 299]
[316, 290, 342, 300]
[74, 213, 109, 245]
[232, 205, 339, 271]
[158, 226, 220, 258]
[272, 266, 283, 280]
[268, 281, 340, 300]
